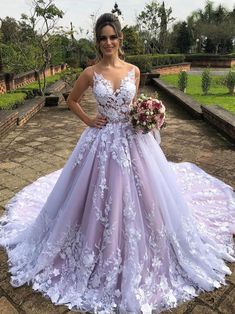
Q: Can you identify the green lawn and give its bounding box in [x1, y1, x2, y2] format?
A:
[160, 74, 235, 114]
[19, 73, 62, 91]
[0, 73, 64, 110]
[0, 92, 27, 110]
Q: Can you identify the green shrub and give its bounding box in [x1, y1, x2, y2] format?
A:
[225, 70, 235, 94]
[60, 67, 83, 87]
[0, 92, 27, 110]
[151, 54, 185, 66]
[178, 70, 188, 92]
[15, 72, 64, 95]
[126, 54, 185, 70]
[185, 53, 235, 61]
[126, 55, 152, 72]
[201, 68, 212, 95]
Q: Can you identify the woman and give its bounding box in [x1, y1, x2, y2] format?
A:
[0, 13, 234, 314]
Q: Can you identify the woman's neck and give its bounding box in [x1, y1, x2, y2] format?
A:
[99, 55, 123, 68]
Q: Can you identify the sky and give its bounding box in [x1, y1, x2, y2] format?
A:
[0, 0, 234, 38]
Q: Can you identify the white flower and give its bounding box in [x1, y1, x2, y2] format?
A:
[114, 289, 121, 297]
[152, 257, 162, 268]
[141, 303, 152, 314]
[159, 105, 165, 114]
[82, 252, 94, 267]
[53, 268, 60, 276]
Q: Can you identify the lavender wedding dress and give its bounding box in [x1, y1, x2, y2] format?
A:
[0, 67, 235, 314]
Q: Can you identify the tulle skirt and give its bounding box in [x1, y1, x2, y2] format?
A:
[0, 122, 234, 314]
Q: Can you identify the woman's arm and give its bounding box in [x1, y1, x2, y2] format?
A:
[134, 66, 140, 102]
[67, 67, 107, 128]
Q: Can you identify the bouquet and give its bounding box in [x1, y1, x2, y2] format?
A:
[130, 93, 166, 134]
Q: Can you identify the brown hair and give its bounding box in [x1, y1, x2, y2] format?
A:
[95, 13, 124, 60]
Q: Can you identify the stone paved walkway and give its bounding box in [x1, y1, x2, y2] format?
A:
[0, 85, 234, 314]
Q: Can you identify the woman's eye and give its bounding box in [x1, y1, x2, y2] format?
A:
[99, 35, 118, 41]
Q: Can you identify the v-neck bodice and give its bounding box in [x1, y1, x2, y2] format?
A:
[92, 67, 136, 123]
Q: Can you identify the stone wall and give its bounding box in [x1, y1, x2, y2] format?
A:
[0, 74, 7, 94]
[0, 64, 66, 95]
[188, 59, 235, 68]
[14, 71, 37, 90]
[152, 63, 191, 75]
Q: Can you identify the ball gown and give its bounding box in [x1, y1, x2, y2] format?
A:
[0, 67, 235, 314]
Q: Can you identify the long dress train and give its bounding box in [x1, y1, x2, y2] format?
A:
[0, 67, 234, 314]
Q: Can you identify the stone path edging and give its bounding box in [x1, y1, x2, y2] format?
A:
[0, 80, 66, 139]
[201, 105, 235, 143]
[152, 78, 202, 118]
[152, 78, 235, 143]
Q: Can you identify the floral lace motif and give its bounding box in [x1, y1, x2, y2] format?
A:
[0, 67, 235, 314]
[92, 68, 136, 123]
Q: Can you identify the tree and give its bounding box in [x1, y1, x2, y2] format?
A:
[21, 0, 64, 94]
[158, 2, 174, 53]
[111, 2, 122, 16]
[175, 22, 192, 53]
[122, 25, 144, 55]
[187, 1, 235, 54]
[77, 38, 96, 68]
[137, 1, 174, 53]
[0, 17, 20, 43]
[0, 16, 41, 73]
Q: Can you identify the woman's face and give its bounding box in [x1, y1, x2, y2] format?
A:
[98, 25, 120, 57]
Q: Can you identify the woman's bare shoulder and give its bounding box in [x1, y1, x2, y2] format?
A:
[124, 61, 140, 77]
[79, 66, 96, 85]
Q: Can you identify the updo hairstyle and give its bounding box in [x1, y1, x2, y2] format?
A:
[95, 13, 124, 59]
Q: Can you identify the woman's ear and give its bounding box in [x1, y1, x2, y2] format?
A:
[119, 32, 123, 41]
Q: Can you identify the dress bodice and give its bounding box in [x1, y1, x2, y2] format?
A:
[92, 67, 136, 123]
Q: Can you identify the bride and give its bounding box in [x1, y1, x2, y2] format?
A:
[0, 13, 234, 314]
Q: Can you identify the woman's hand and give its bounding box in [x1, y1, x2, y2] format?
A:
[86, 114, 107, 128]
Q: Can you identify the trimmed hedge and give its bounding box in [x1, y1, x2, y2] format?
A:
[185, 53, 235, 61]
[126, 54, 185, 72]
[0, 92, 27, 110]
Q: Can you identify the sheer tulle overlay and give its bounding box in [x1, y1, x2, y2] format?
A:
[0, 67, 235, 314]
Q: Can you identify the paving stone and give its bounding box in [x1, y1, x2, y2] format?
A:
[226, 262, 235, 284]
[0, 296, 19, 314]
[10, 156, 29, 163]
[0, 188, 16, 202]
[197, 284, 230, 308]
[6, 168, 39, 182]
[0, 162, 19, 170]
[14, 146, 35, 153]
[217, 288, 235, 313]
[22, 293, 67, 314]
[0, 200, 7, 209]
[0, 278, 33, 306]
[2, 176, 30, 190]
[26, 141, 42, 147]
[65, 311, 84, 314]
[190, 304, 218, 313]
[160, 299, 194, 313]
[0, 264, 10, 282]
[0, 248, 8, 265]
[36, 136, 51, 142]
[53, 149, 72, 158]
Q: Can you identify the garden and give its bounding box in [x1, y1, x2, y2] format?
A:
[0, 0, 234, 114]
[161, 69, 235, 114]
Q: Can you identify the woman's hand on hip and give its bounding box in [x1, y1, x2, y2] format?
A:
[87, 114, 107, 128]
